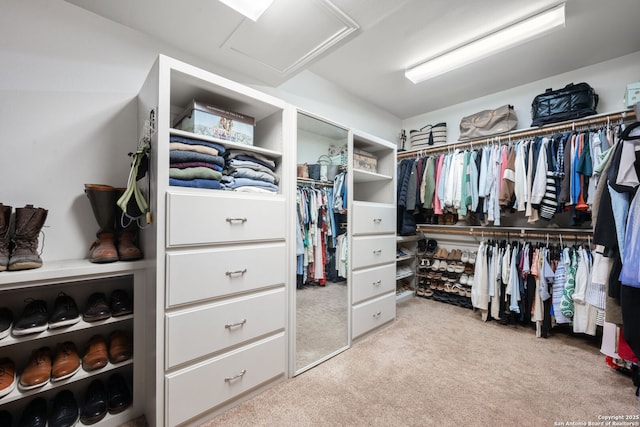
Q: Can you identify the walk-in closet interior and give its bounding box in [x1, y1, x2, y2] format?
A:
[2, 0, 640, 425]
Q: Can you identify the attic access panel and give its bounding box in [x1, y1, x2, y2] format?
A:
[222, 0, 359, 75]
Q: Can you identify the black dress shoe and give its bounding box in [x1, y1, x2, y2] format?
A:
[18, 396, 47, 427]
[0, 410, 12, 427]
[82, 293, 111, 322]
[49, 390, 79, 427]
[107, 373, 132, 414]
[12, 299, 47, 336]
[0, 307, 12, 340]
[80, 379, 107, 425]
[48, 293, 80, 329]
[110, 289, 133, 317]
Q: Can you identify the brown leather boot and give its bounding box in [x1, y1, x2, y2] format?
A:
[0, 204, 11, 271]
[8, 205, 48, 271]
[114, 188, 142, 261]
[85, 184, 118, 263]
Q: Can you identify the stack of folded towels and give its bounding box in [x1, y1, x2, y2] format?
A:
[222, 149, 279, 193]
[169, 135, 226, 189]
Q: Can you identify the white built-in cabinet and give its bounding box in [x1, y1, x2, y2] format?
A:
[137, 55, 293, 426]
[0, 260, 148, 427]
[132, 54, 398, 425]
[349, 131, 397, 340]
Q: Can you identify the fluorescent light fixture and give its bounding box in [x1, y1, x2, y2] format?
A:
[219, 0, 275, 21]
[405, 3, 566, 84]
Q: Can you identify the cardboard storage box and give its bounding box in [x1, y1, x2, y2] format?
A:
[173, 100, 255, 145]
[626, 82, 640, 108]
[353, 149, 377, 173]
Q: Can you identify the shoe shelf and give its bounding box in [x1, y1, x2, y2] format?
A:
[0, 358, 133, 405]
[395, 254, 413, 263]
[0, 259, 145, 426]
[396, 233, 423, 303]
[0, 259, 150, 290]
[415, 247, 476, 310]
[395, 271, 413, 280]
[0, 314, 133, 349]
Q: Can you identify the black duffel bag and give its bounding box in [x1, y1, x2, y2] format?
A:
[531, 82, 598, 127]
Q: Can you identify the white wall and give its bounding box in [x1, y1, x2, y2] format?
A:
[0, 0, 400, 262]
[257, 71, 402, 143]
[402, 51, 640, 146]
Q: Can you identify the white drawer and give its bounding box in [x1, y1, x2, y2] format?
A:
[352, 264, 396, 304]
[166, 242, 286, 306]
[352, 202, 396, 235]
[166, 191, 286, 247]
[351, 235, 396, 270]
[166, 333, 285, 426]
[165, 287, 285, 368]
[352, 292, 395, 339]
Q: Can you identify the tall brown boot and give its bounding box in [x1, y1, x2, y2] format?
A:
[85, 184, 118, 263]
[114, 188, 142, 261]
[0, 204, 12, 271]
[8, 204, 48, 271]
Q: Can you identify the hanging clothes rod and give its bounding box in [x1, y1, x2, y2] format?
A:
[398, 109, 636, 159]
[417, 224, 591, 241]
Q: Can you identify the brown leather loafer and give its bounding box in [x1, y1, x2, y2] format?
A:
[0, 357, 16, 398]
[51, 341, 81, 381]
[19, 347, 52, 390]
[82, 335, 108, 372]
[108, 330, 132, 364]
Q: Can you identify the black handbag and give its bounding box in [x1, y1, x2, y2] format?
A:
[531, 82, 598, 127]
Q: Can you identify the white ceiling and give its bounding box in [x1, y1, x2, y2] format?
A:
[65, 0, 640, 119]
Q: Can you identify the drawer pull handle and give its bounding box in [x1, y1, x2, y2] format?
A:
[373, 249, 382, 255]
[373, 280, 382, 286]
[373, 311, 382, 318]
[225, 269, 247, 276]
[226, 217, 247, 223]
[224, 369, 247, 382]
[225, 319, 247, 329]
[373, 218, 382, 223]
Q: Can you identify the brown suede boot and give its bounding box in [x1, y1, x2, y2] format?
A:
[0, 204, 11, 271]
[8, 205, 48, 271]
[85, 184, 118, 263]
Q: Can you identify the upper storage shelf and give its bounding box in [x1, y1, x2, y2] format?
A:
[350, 130, 396, 204]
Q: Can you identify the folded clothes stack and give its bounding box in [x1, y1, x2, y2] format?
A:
[222, 149, 279, 193]
[169, 135, 226, 189]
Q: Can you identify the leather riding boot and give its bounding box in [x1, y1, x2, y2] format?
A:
[0, 204, 11, 271]
[114, 188, 142, 261]
[85, 184, 118, 263]
[8, 205, 48, 271]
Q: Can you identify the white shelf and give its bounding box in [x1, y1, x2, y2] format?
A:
[170, 128, 283, 158]
[396, 289, 414, 303]
[0, 259, 150, 289]
[396, 255, 413, 262]
[353, 169, 393, 183]
[395, 272, 414, 281]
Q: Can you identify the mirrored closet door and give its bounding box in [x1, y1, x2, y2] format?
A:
[293, 112, 349, 375]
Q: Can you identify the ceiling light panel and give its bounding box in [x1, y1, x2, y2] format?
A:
[218, 0, 275, 21]
[405, 2, 566, 84]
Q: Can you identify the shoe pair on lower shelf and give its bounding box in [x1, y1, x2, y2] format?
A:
[9, 373, 132, 427]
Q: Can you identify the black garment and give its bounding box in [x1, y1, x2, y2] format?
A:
[397, 159, 417, 235]
[622, 285, 640, 362]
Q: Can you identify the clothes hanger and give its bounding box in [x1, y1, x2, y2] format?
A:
[619, 121, 640, 140]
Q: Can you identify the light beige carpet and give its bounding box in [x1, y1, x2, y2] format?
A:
[201, 297, 639, 427]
